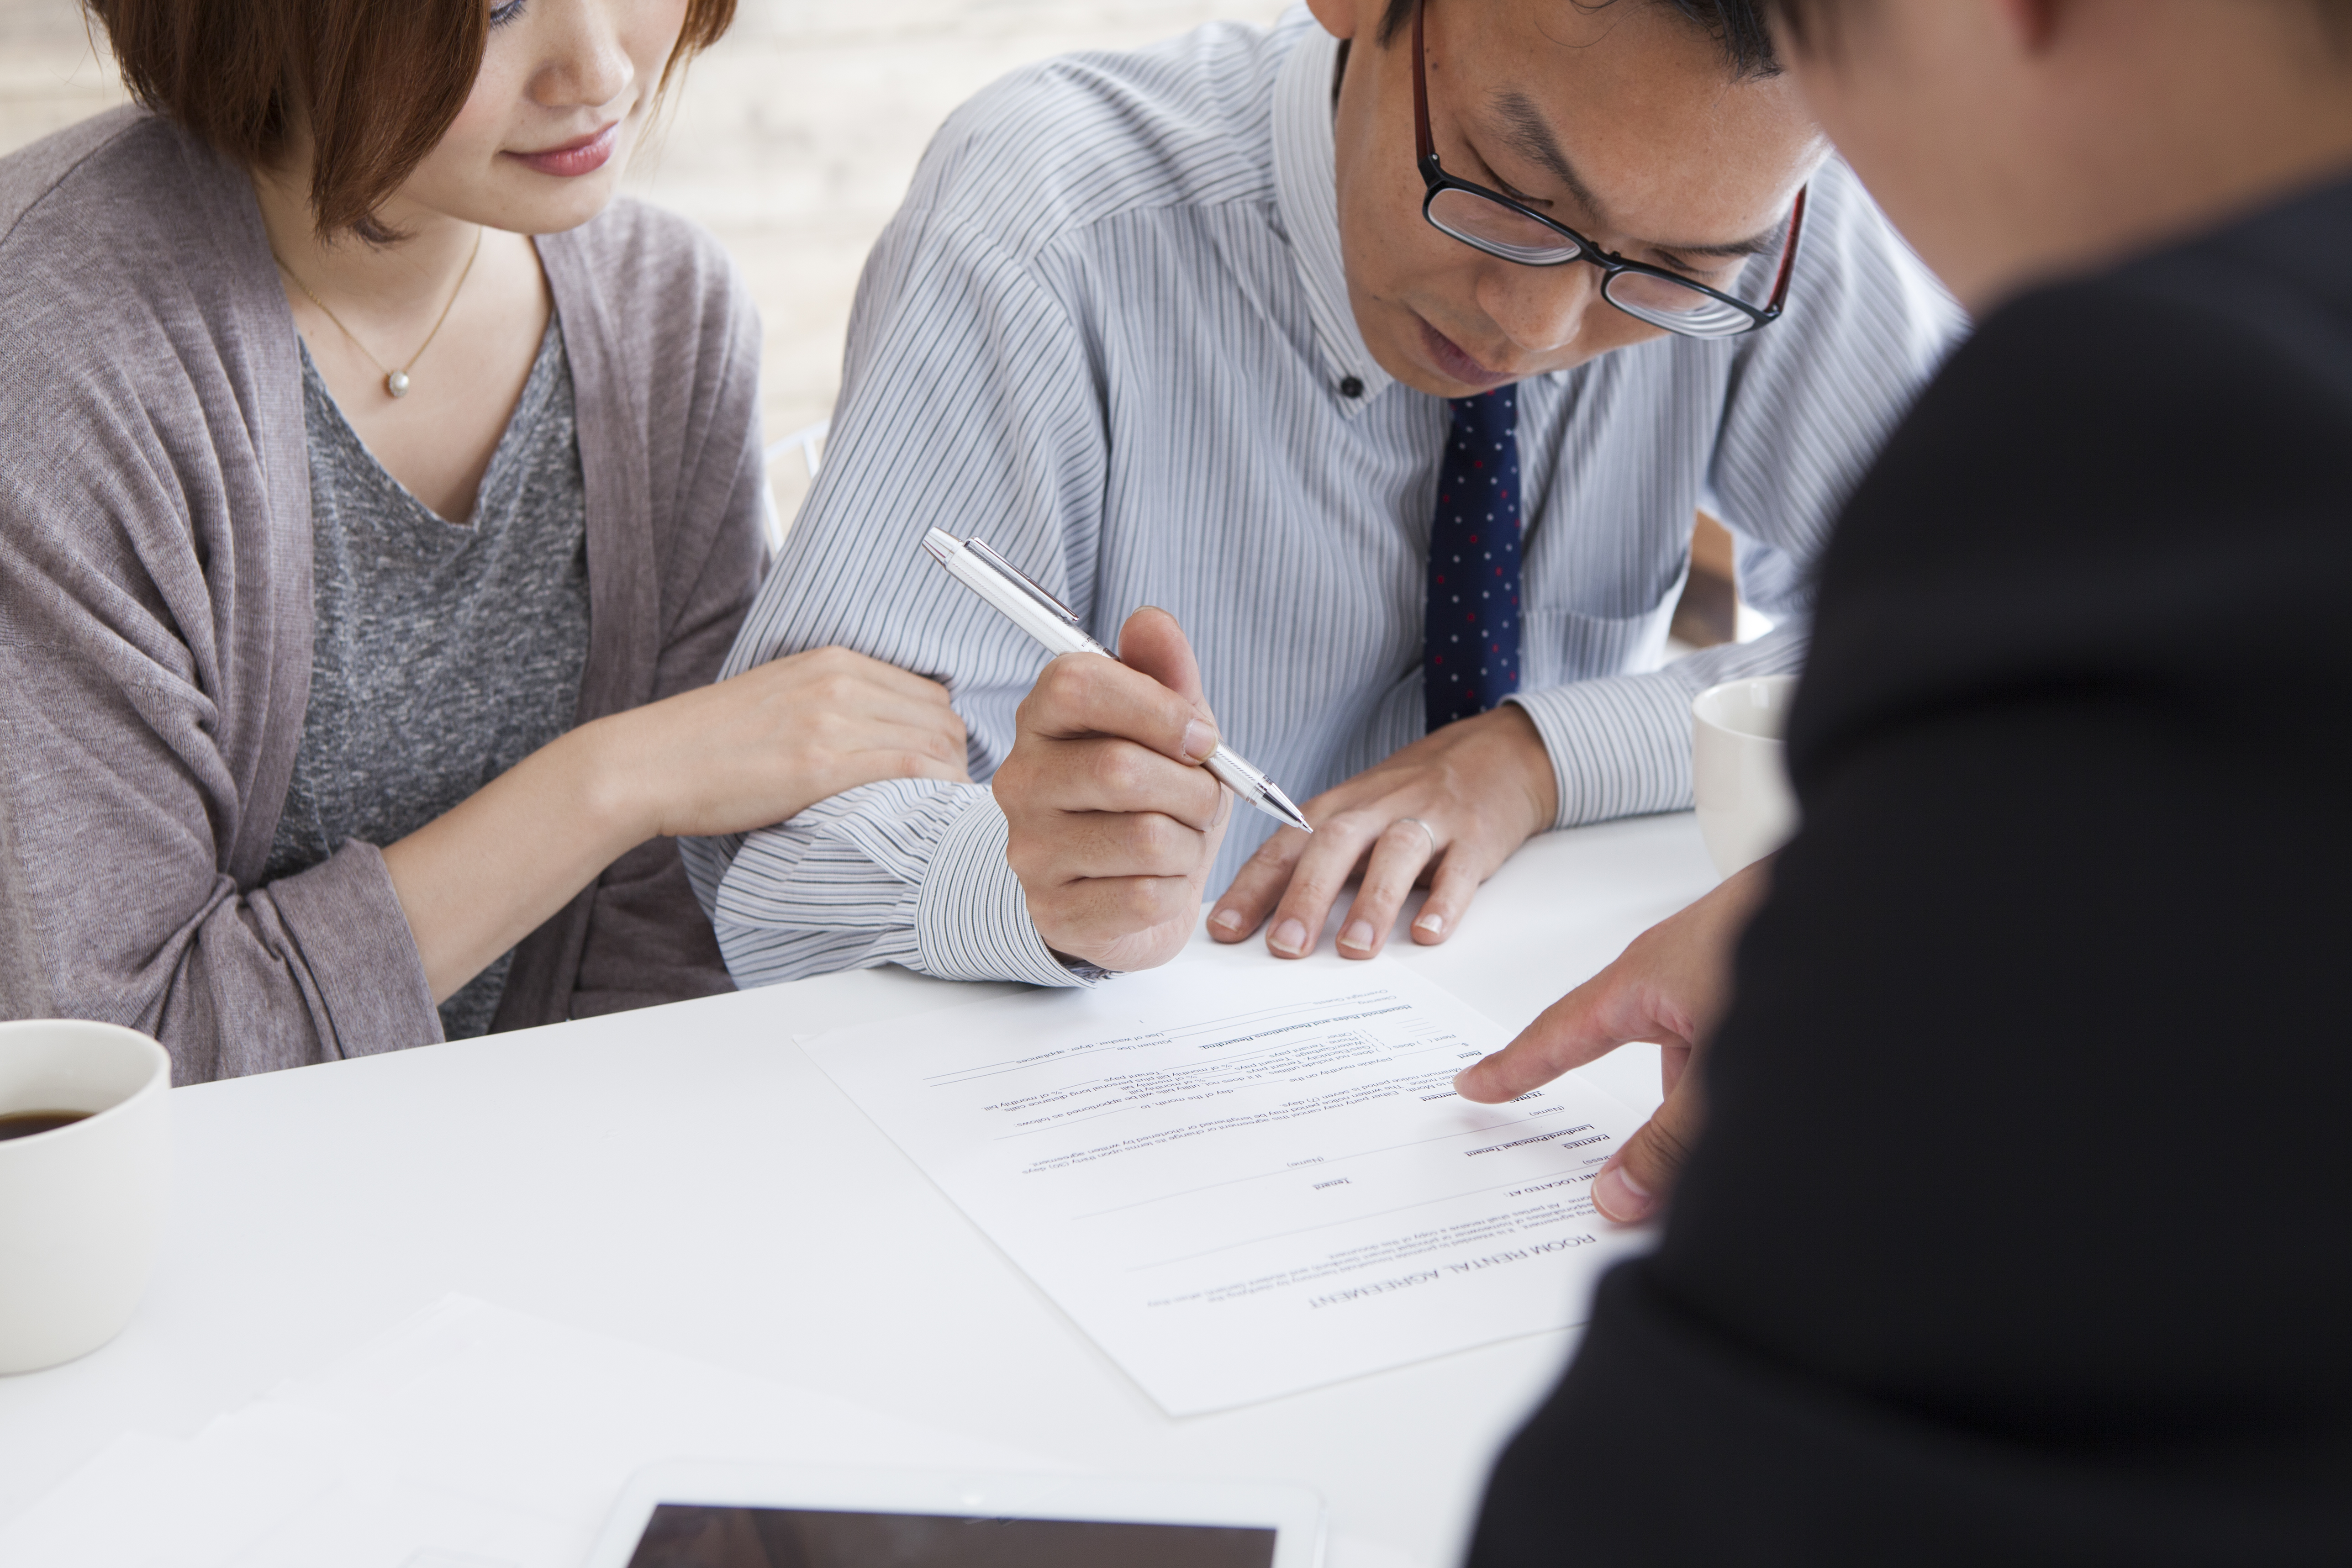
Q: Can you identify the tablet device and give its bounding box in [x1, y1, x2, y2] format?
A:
[582, 1460, 1324, 1568]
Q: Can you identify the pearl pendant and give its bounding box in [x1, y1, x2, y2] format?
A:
[385, 370, 411, 399]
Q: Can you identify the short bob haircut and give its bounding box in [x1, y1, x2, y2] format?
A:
[85, 0, 736, 240]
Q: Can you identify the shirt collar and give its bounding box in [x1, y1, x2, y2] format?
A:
[1272, 18, 1394, 419]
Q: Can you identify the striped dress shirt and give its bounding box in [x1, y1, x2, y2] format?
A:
[683, 7, 1963, 991]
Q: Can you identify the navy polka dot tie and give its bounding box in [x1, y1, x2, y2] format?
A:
[1424, 385, 1522, 733]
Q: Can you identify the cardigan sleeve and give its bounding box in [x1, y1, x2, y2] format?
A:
[0, 391, 443, 1080]
[0, 111, 444, 1082]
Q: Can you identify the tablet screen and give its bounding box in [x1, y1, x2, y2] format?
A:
[625, 1504, 1278, 1568]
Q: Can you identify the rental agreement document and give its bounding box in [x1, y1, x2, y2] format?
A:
[799, 953, 1653, 1415]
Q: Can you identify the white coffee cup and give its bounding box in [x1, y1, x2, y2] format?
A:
[0, 1019, 172, 1374]
[1692, 675, 1801, 879]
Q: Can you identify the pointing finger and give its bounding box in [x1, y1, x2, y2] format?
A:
[1454, 970, 1661, 1103]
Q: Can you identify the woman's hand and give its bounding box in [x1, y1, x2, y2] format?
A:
[385, 646, 967, 1003]
[592, 646, 971, 842]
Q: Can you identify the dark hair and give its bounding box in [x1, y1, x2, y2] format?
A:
[1376, 0, 1781, 78]
[85, 0, 737, 241]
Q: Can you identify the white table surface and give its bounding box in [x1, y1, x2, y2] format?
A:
[0, 812, 1718, 1567]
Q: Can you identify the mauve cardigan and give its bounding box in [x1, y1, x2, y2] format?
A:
[0, 109, 766, 1082]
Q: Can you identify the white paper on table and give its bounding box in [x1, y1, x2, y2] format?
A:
[801, 952, 1654, 1415]
[0, 1296, 1039, 1568]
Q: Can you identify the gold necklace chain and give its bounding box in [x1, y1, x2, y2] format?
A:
[273, 226, 485, 401]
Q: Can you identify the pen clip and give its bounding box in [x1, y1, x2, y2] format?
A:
[967, 537, 1083, 628]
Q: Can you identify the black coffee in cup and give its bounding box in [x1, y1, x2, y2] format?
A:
[0, 1110, 90, 1142]
[0, 1019, 172, 1372]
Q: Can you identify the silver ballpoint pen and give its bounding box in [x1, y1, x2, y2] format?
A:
[920, 528, 1313, 835]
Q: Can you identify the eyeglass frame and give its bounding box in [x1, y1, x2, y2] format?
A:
[1408, 0, 1807, 339]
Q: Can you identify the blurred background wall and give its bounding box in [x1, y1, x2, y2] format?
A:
[0, 0, 1288, 521]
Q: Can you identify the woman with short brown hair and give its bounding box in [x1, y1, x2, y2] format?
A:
[0, 0, 970, 1079]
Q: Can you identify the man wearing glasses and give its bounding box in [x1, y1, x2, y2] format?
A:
[688, 0, 1957, 987]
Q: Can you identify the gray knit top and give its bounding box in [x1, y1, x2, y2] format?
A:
[265, 325, 592, 1039]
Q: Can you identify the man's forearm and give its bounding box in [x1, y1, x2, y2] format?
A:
[694, 780, 1080, 990]
[1507, 621, 1809, 829]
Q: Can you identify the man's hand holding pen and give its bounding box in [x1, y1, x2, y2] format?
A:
[997, 607, 1234, 974]
[964, 523, 1561, 973]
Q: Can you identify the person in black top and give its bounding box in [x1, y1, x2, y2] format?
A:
[1454, 0, 2352, 1561]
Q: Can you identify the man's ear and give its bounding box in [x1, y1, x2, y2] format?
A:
[1306, 0, 1375, 46]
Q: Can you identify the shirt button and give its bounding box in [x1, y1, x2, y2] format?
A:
[1338, 375, 1364, 399]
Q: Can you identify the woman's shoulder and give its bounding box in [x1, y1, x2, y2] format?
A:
[2, 107, 255, 281]
[0, 108, 283, 427]
[3, 106, 163, 235]
[0, 110, 294, 543]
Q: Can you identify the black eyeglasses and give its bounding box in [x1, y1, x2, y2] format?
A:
[1410, 0, 1806, 339]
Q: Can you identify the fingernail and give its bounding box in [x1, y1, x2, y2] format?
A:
[1271, 918, 1308, 956]
[1181, 720, 1217, 763]
[1413, 911, 1445, 938]
[1340, 919, 1374, 952]
[1209, 907, 1245, 936]
[1592, 1160, 1654, 1224]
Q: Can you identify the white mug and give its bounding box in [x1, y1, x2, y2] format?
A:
[1692, 675, 1801, 878]
[0, 1019, 172, 1374]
